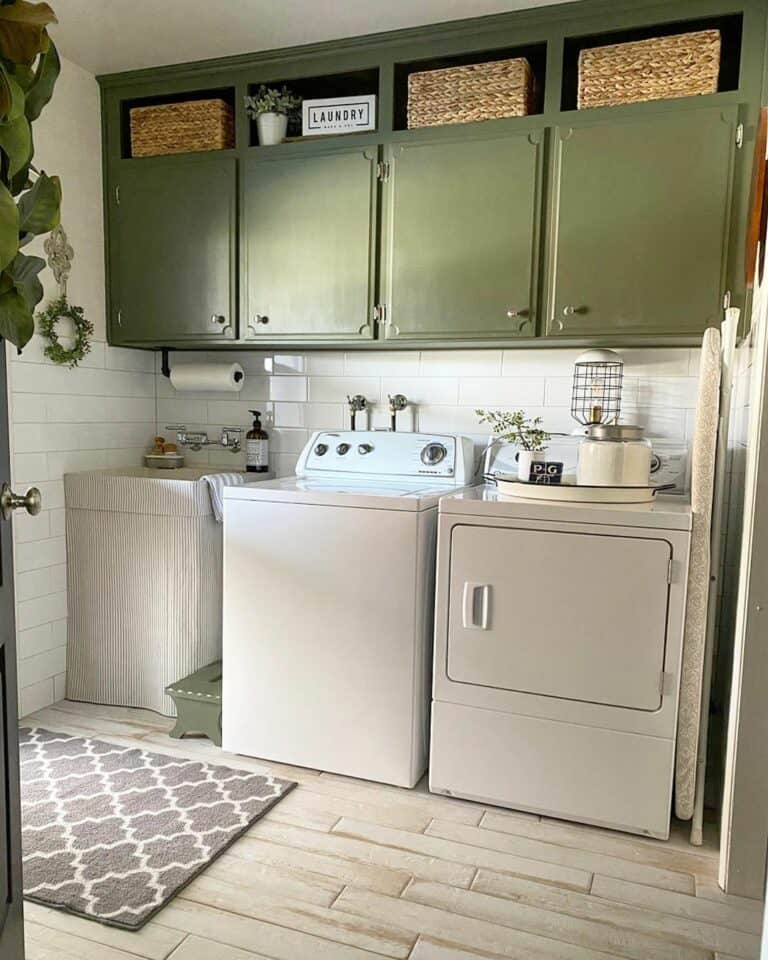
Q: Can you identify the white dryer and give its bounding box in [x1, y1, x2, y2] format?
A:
[222, 430, 474, 788]
[430, 486, 692, 838]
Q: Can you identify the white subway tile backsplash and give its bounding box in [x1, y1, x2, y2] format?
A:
[13, 452, 48, 483]
[344, 351, 420, 376]
[268, 354, 306, 375]
[380, 377, 459, 406]
[18, 645, 67, 689]
[458, 377, 545, 407]
[15, 537, 67, 573]
[308, 377, 379, 403]
[420, 349, 502, 377]
[18, 677, 55, 718]
[637, 377, 699, 408]
[306, 352, 345, 376]
[270, 428, 310, 453]
[272, 402, 345, 430]
[15, 569, 52, 603]
[269, 375, 307, 402]
[17, 591, 67, 632]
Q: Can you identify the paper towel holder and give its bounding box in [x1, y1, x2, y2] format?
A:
[159, 347, 244, 385]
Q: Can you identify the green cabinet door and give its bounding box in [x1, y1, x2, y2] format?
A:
[110, 155, 237, 344]
[545, 107, 737, 338]
[381, 131, 543, 341]
[243, 147, 377, 341]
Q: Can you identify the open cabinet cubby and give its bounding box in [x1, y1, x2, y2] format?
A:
[247, 68, 379, 145]
[392, 43, 547, 131]
[561, 13, 743, 111]
[120, 86, 236, 159]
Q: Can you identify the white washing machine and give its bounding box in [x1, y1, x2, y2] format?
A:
[222, 430, 475, 788]
[430, 486, 692, 838]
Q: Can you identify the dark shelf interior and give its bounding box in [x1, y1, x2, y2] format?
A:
[393, 43, 547, 131]
[120, 86, 236, 158]
[248, 68, 379, 144]
[561, 13, 743, 111]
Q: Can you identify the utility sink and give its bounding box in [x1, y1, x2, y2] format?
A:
[63, 466, 253, 716]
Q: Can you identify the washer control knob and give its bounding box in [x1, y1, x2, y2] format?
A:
[358, 443, 374, 455]
[336, 443, 351, 455]
[421, 442, 447, 466]
[314, 443, 328, 456]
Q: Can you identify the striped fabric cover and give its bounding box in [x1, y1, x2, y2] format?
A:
[64, 472, 223, 716]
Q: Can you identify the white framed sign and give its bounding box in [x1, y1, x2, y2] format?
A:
[302, 95, 376, 136]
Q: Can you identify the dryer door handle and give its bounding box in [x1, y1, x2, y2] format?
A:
[462, 582, 491, 630]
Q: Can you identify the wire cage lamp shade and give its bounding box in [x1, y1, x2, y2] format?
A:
[570, 349, 624, 426]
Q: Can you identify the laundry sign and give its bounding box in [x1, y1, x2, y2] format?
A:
[302, 95, 376, 136]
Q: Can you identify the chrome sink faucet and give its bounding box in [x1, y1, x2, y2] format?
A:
[166, 424, 243, 453]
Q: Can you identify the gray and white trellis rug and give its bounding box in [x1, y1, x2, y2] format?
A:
[19, 727, 296, 929]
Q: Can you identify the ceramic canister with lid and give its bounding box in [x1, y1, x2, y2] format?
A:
[576, 424, 652, 487]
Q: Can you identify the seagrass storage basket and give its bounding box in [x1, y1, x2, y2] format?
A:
[407, 57, 535, 128]
[577, 30, 721, 109]
[130, 98, 235, 157]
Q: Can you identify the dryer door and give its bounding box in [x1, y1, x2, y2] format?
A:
[446, 525, 671, 711]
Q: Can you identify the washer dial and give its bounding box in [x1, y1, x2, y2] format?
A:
[421, 442, 447, 466]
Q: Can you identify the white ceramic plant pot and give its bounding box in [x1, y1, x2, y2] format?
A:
[517, 449, 545, 481]
[257, 112, 288, 145]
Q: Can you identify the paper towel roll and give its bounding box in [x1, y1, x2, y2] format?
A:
[169, 362, 245, 393]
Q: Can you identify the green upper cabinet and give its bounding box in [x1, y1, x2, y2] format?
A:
[242, 147, 378, 341]
[110, 154, 237, 345]
[544, 106, 738, 338]
[380, 131, 543, 341]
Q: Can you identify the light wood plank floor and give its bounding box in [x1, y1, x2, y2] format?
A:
[19, 700, 765, 960]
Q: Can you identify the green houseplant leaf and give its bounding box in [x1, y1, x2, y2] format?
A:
[0, 61, 24, 120]
[0, 111, 31, 175]
[0, 0, 56, 64]
[6, 250, 44, 307]
[17, 169, 59, 233]
[0, 2, 61, 348]
[24, 34, 57, 119]
[0, 179, 18, 272]
[0, 286, 33, 346]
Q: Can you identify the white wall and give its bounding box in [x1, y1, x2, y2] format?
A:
[158, 346, 701, 478]
[7, 57, 156, 718]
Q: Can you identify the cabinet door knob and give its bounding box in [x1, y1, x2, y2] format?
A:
[506, 308, 529, 319]
[562, 305, 587, 317]
[210, 314, 227, 325]
[254, 315, 270, 325]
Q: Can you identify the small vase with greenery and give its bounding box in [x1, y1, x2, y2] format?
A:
[244, 85, 301, 146]
[476, 409, 551, 481]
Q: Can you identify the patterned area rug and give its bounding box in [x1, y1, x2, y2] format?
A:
[19, 727, 296, 929]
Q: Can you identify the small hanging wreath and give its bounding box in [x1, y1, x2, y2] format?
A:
[37, 296, 94, 368]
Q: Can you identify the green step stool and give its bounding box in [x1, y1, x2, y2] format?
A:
[166, 661, 222, 746]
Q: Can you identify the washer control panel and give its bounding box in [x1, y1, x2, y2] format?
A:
[298, 431, 475, 485]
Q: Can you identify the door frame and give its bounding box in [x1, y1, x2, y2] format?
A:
[720, 281, 768, 899]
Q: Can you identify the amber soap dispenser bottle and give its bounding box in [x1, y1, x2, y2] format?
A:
[246, 410, 269, 473]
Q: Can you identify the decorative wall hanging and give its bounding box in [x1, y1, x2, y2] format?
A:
[37, 225, 93, 368]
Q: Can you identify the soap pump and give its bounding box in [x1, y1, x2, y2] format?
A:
[245, 410, 269, 473]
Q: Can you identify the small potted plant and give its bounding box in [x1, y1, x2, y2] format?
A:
[477, 409, 551, 481]
[244, 85, 302, 146]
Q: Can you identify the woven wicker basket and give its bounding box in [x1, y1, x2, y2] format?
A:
[130, 99, 234, 158]
[407, 57, 534, 129]
[577, 30, 721, 110]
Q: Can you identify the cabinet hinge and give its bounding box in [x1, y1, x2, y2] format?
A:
[376, 161, 391, 182]
[115, 185, 120, 205]
[723, 290, 732, 310]
[372, 303, 388, 326]
[736, 123, 744, 149]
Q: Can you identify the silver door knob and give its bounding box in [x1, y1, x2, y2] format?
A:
[506, 309, 529, 318]
[210, 314, 227, 325]
[254, 315, 269, 324]
[562, 305, 587, 317]
[1, 483, 42, 521]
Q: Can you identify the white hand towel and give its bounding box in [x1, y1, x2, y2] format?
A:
[201, 472, 246, 522]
